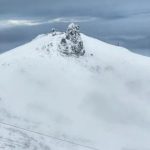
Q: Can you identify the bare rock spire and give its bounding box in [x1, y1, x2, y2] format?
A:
[60, 23, 85, 56]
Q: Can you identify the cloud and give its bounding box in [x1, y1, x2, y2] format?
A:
[0, 19, 43, 29]
[7, 20, 42, 26]
[48, 17, 97, 23]
[0, 17, 97, 30]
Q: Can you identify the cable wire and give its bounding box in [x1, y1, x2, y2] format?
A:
[0, 121, 100, 150]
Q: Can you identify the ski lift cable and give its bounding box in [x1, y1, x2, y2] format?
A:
[0, 121, 100, 150]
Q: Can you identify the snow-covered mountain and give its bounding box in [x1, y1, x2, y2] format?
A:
[0, 24, 150, 150]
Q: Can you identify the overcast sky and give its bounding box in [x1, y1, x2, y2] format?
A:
[0, 0, 150, 56]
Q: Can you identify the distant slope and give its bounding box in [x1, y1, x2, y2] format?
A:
[0, 31, 150, 150]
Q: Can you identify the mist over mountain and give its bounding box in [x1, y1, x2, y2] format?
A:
[0, 24, 150, 150]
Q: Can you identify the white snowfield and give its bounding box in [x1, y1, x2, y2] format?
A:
[0, 32, 150, 150]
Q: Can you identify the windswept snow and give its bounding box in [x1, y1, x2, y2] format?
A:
[0, 31, 150, 150]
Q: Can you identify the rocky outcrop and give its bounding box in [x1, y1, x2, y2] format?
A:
[59, 23, 85, 56]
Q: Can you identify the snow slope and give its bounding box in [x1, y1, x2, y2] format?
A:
[0, 31, 150, 150]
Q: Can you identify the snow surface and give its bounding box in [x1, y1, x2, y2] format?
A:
[0, 32, 150, 150]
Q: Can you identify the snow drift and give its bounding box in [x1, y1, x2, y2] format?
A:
[0, 24, 150, 150]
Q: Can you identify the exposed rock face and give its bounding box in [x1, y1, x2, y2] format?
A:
[60, 23, 85, 56]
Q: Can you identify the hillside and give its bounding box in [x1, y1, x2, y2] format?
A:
[0, 24, 150, 150]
